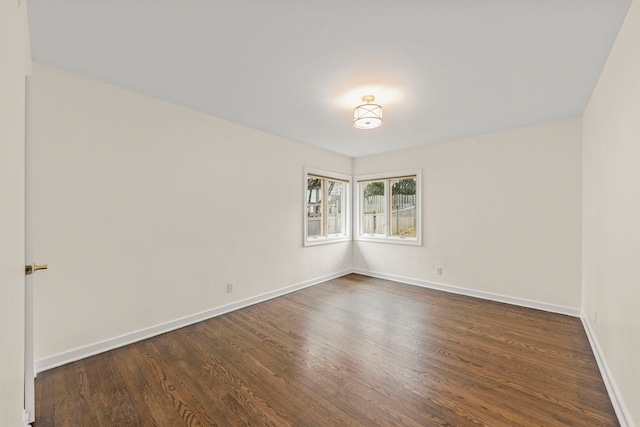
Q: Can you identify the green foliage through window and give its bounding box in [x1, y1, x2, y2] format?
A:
[306, 172, 349, 243]
[358, 174, 419, 241]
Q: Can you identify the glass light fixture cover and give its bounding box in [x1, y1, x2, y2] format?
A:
[353, 95, 383, 129]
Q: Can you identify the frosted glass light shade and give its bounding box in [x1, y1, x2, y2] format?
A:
[353, 102, 383, 129]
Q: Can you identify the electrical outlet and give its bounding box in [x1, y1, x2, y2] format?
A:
[226, 282, 234, 293]
[436, 267, 443, 276]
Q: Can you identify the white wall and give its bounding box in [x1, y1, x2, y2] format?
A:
[31, 23, 637, 423]
[0, 1, 30, 425]
[582, 0, 640, 424]
[32, 63, 352, 362]
[353, 119, 583, 311]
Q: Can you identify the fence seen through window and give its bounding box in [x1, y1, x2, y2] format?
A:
[307, 175, 346, 239]
[361, 176, 417, 238]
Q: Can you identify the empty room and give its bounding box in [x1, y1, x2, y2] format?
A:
[1, 0, 639, 426]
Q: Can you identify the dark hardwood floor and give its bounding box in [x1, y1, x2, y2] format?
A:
[34, 274, 619, 426]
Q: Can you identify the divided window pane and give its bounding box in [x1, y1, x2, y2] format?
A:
[305, 171, 350, 245]
[356, 171, 420, 245]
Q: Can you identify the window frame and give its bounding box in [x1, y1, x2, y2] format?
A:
[304, 167, 352, 246]
[354, 169, 422, 246]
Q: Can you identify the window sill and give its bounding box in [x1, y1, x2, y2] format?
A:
[354, 235, 422, 246]
[304, 236, 351, 247]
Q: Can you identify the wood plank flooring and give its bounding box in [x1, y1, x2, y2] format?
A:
[34, 274, 619, 426]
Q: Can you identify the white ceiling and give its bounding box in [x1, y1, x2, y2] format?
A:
[28, 0, 631, 158]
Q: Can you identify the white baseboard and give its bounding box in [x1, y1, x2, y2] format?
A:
[352, 269, 581, 317]
[580, 313, 634, 427]
[35, 269, 353, 373]
[35, 268, 584, 373]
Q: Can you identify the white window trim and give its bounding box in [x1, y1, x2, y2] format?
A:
[354, 168, 422, 246]
[304, 167, 352, 246]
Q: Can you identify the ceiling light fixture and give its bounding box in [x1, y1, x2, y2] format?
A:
[353, 95, 382, 130]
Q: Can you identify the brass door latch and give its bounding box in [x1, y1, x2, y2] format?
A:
[25, 263, 48, 275]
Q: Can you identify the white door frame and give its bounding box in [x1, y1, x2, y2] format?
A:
[24, 75, 35, 425]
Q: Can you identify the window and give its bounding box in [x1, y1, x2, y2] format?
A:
[355, 170, 421, 245]
[304, 168, 351, 246]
